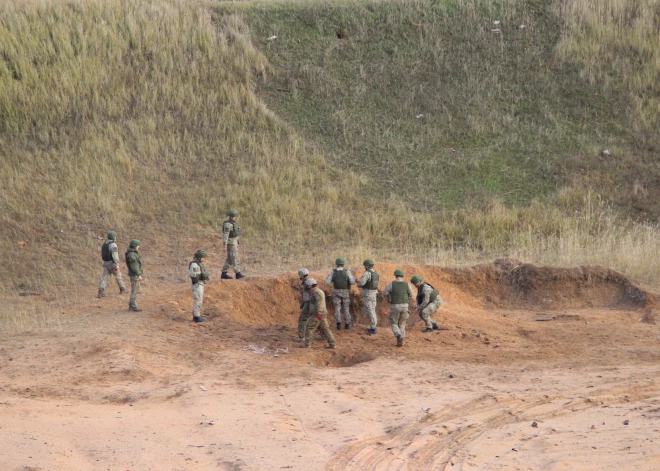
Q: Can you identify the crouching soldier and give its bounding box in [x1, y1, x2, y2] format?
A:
[97, 231, 126, 298]
[411, 275, 442, 332]
[190, 250, 209, 323]
[295, 268, 311, 341]
[383, 269, 413, 347]
[125, 239, 143, 312]
[302, 278, 336, 349]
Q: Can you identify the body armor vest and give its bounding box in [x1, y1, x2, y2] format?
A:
[189, 260, 208, 282]
[390, 280, 409, 304]
[363, 269, 379, 290]
[226, 219, 241, 238]
[416, 282, 438, 305]
[101, 240, 114, 262]
[332, 269, 350, 290]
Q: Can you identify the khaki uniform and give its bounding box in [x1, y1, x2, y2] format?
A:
[358, 269, 379, 329]
[189, 259, 208, 318]
[125, 247, 143, 310]
[417, 282, 442, 329]
[222, 218, 240, 273]
[297, 279, 312, 338]
[98, 240, 125, 292]
[303, 287, 336, 348]
[383, 279, 413, 339]
[325, 268, 355, 324]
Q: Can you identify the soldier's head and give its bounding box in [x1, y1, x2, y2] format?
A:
[410, 275, 422, 287]
[297, 268, 309, 280]
[304, 278, 318, 289]
[393, 268, 404, 279]
[227, 209, 238, 221]
[194, 249, 207, 261]
[335, 257, 345, 267]
[363, 259, 374, 269]
[129, 239, 140, 249]
[107, 231, 117, 241]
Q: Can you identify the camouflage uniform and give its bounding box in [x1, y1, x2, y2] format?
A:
[222, 218, 240, 274]
[189, 258, 209, 319]
[303, 287, 336, 348]
[358, 268, 379, 330]
[98, 239, 125, 293]
[325, 267, 355, 325]
[125, 245, 143, 311]
[297, 278, 312, 338]
[383, 279, 413, 340]
[417, 282, 442, 329]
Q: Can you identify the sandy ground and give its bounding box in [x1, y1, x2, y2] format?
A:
[1, 260, 660, 470]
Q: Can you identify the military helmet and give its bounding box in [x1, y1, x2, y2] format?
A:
[410, 275, 422, 284]
[297, 268, 309, 277]
[107, 231, 117, 240]
[305, 278, 318, 287]
[129, 239, 140, 247]
[363, 259, 374, 267]
[194, 249, 207, 259]
[227, 209, 238, 217]
[335, 257, 345, 266]
[393, 268, 404, 277]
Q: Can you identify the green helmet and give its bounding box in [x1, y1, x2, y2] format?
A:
[194, 249, 207, 259]
[393, 268, 404, 277]
[335, 257, 345, 266]
[227, 209, 238, 217]
[129, 239, 140, 248]
[107, 231, 117, 240]
[363, 259, 374, 267]
[410, 275, 422, 284]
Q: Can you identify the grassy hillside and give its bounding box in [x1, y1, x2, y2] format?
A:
[1, 0, 660, 302]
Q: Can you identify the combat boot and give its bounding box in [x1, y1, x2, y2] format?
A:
[119, 287, 127, 295]
[193, 316, 206, 323]
[221, 272, 233, 280]
[432, 323, 440, 330]
[344, 323, 351, 330]
[235, 272, 245, 279]
[396, 335, 404, 347]
[128, 305, 143, 312]
[336, 322, 342, 330]
[325, 344, 336, 349]
[422, 327, 434, 333]
[293, 337, 302, 342]
[97, 289, 106, 298]
[365, 328, 377, 335]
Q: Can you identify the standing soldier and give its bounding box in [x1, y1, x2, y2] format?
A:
[97, 231, 126, 298]
[221, 209, 245, 279]
[382, 269, 413, 347]
[325, 257, 355, 330]
[125, 239, 143, 312]
[189, 250, 209, 323]
[358, 259, 379, 335]
[302, 278, 336, 349]
[295, 268, 311, 341]
[411, 275, 443, 332]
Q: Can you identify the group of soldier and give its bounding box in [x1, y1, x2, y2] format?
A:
[97, 209, 444, 348]
[296, 258, 443, 348]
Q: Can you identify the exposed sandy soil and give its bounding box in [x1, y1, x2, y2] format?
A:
[1, 260, 660, 470]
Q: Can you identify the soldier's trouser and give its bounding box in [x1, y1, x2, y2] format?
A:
[222, 243, 240, 273]
[419, 298, 442, 328]
[297, 301, 311, 338]
[389, 304, 409, 339]
[192, 282, 204, 317]
[129, 276, 141, 308]
[99, 261, 125, 291]
[303, 312, 336, 347]
[362, 289, 378, 329]
[332, 290, 351, 324]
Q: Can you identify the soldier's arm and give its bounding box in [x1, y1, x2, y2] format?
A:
[310, 290, 321, 315]
[382, 282, 392, 298]
[222, 223, 230, 247]
[419, 285, 431, 309]
[358, 271, 370, 287]
[189, 262, 201, 283]
[325, 271, 334, 285]
[110, 243, 120, 265]
[348, 270, 356, 285]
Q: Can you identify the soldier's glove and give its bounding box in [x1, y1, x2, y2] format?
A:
[191, 276, 200, 284]
[113, 265, 119, 271]
[316, 313, 322, 320]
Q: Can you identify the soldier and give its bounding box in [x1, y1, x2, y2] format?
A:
[125, 239, 143, 312]
[294, 268, 311, 341]
[97, 231, 126, 298]
[411, 275, 443, 332]
[221, 209, 245, 279]
[302, 278, 336, 349]
[189, 250, 209, 323]
[358, 259, 379, 335]
[382, 269, 413, 347]
[325, 257, 355, 330]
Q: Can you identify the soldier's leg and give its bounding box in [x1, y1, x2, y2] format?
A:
[422, 299, 441, 328]
[318, 316, 336, 347]
[390, 307, 402, 338]
[230, 244, 240, 274]
[129, 277, 141, 309]
[332, 293, 342, 324]
[399, 308, 410, 338]
[99, 264, 111, 291]
[222, 250, 231, 272]
[341, 292, 351, 325]
[368, 291, 378, 328]
[192, 284, 203, 317]
[303, 317, 320, 347]
[114, 267, 126, 291]
[297, 303, 310, 338]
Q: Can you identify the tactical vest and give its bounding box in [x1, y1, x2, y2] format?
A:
[416, 282, 439, 305]
[101, 240, 114, 262]
[389, 280, 409, 304]
[189, 260, 208, 282]
[363, 269, 379, 290]
[332, 269, 350, 290]
[226, 219, 241, 238]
